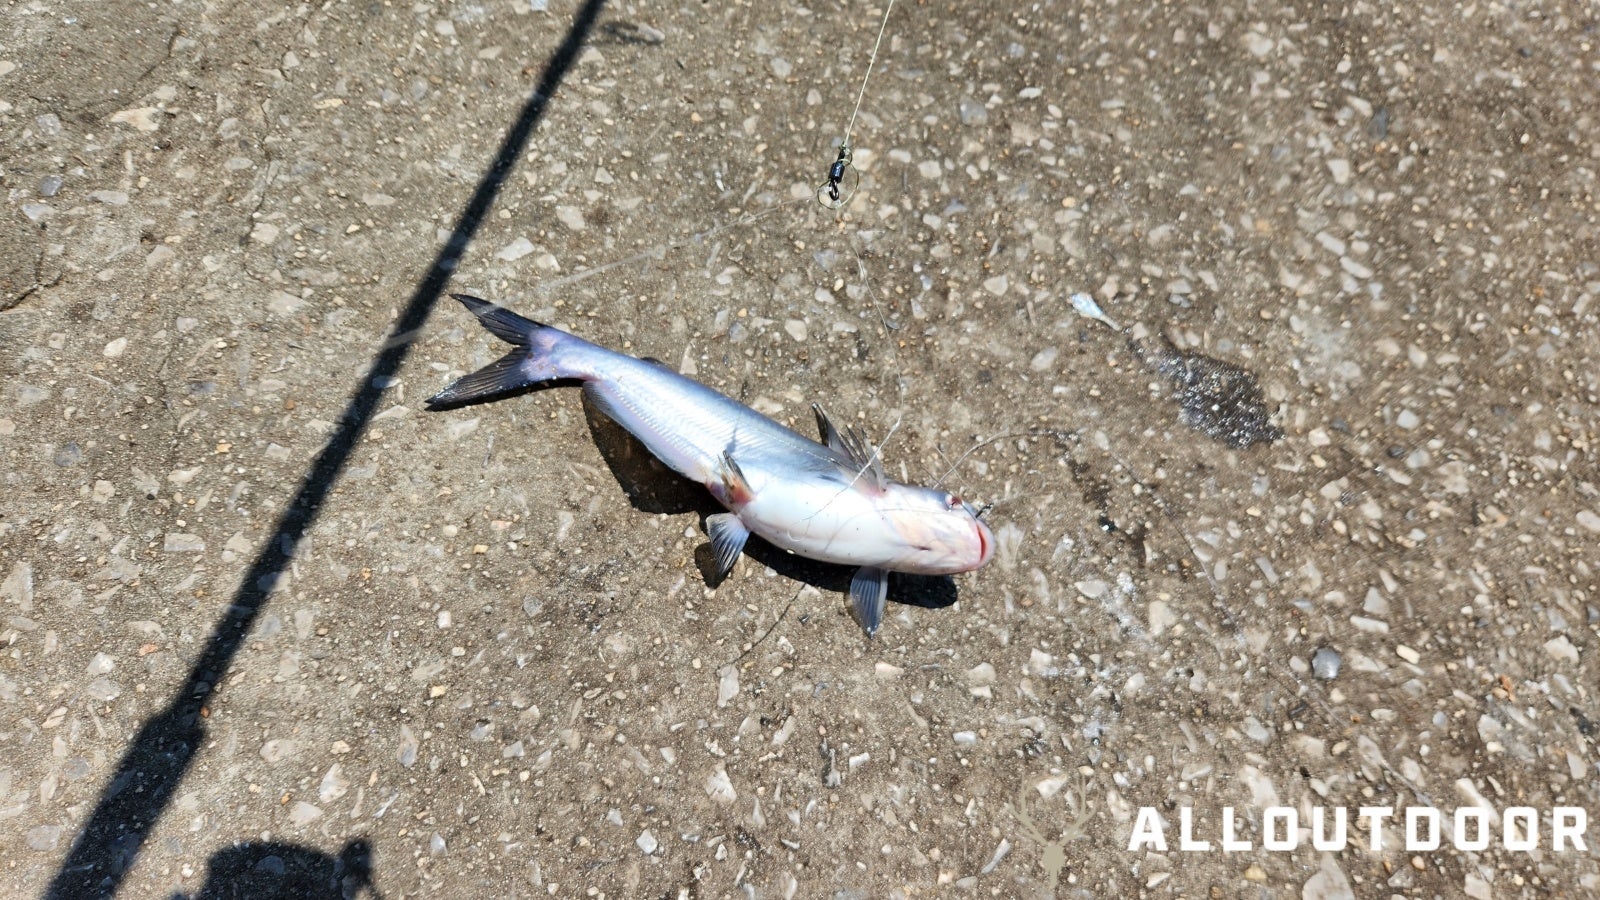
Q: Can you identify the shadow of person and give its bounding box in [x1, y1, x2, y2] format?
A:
[174, 839, 377, 900]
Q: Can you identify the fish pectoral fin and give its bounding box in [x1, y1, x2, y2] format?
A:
[717, 452, 755, 505]
[849, 566, 890, 637]
[705, 513, 750, 581]
[812, 404, 886, 490]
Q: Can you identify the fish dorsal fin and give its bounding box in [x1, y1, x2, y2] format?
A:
[639, 356, 670, 368]
[813, 403, 844, 448]
[812, 403, 886, 490]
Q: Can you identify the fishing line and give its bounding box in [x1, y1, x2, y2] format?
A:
[818, 0, 898, 209]
[532, 198, 806, 295]
[932, 428, 1068, 489]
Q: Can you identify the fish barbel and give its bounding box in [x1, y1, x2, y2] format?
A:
[427, 294, 995, 634]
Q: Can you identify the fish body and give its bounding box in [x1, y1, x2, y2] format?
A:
[428, 294, 994, 633]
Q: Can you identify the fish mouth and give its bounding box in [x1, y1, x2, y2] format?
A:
[973, 519, 995, 568]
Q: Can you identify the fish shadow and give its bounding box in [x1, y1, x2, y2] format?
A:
[712, 537, 959, 614]
[582, 392, 723, 516]
[581, 395, 958, 618]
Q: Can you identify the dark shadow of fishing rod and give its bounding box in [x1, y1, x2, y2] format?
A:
[45, 1, 607, 895]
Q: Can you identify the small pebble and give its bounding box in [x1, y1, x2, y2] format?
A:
[259, 739, 298, 763]
[1068, 292, 1121, 330]
[164, 533, 205, 553]
[554, 205, 585, 231]
[319, 764, 349, 802]
[398, 725, 419, 768]
[288, 801, 323, 826]
[109, 107, 161, 132]
[26, 825, 62, 852]
[496, 238, 534, 261]
[1311, 647, 1342, 679]
[1395, 645, 1420, 665]
[1544, 635, 1579, 663]
[705, 766, 736, 804]
[716, 666, 739, 707]
[636, 829, 658, 854]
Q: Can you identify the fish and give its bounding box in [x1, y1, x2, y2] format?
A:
[426, 294, 995, 635]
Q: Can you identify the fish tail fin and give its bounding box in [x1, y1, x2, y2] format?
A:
[426, 294, 578, 407]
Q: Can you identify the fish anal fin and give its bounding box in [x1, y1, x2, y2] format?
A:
[850, 566, 889, 637]
[705, 513, 750, 582]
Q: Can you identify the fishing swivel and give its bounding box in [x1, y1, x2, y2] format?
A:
[816, 144, 859, 210]
[816, 0, 895, 211]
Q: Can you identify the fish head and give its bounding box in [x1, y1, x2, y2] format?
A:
[876, 485, 996, 575]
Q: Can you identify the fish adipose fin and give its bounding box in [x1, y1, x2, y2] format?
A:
[427, 294, 568, 407]
[850, 566, 889, 636]
[812, 403, 886, 490]
[705, 513, 750, 581]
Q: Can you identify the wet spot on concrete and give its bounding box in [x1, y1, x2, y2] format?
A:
[1133, 338, 1283, 449]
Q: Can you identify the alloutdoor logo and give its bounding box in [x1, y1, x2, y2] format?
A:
[1127, 805, 1591, 853]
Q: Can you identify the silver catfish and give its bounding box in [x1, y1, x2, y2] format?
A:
[427, 294, 995, 634]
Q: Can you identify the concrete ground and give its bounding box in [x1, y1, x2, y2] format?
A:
[2, 0, 1598, 897]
